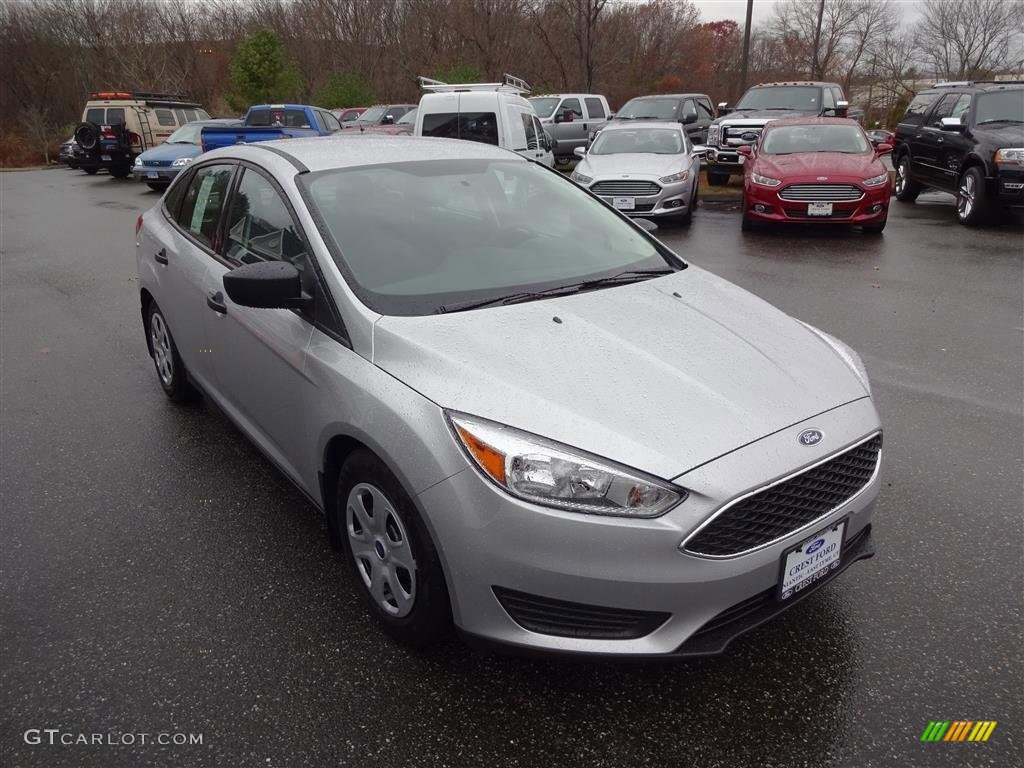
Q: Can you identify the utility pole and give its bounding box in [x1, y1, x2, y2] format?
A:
[739, 0, 753, 99]
[810, 0, 825, 79]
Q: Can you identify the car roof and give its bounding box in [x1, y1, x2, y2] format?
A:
[761, 117, 862, 127]
[216, 134, 520, 173]
[598, 120, 684, 132]
[751, 81, 839, 88]
[623, 93, 708, 100]
[926, 82, 1024, 92]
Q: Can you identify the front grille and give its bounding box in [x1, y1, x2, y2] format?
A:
[493, 586, 670, 640]
[723, 125, 763, 144]
[778, 184, 864, 202]
[783, 208, 855, 219]
[591, 180, 661, 196]
[143, 159, 172, 167]
[684, 435, 882, 557]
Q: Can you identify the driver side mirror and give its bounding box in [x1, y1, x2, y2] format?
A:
[573, 146, 586, 159]
[681, 111, 698, 125]
[835, 100, 849, 118]
[737, 145, 753, 157]
[939, 117, 965, 132]
[874, 142, 893, 156]
[691, 144, 708, 159]
[223, 261, 312, 311]
[381, 114, 395, 125]
[717, 101, 730, 116]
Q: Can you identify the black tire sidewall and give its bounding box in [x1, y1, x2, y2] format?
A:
[334, 450, 451, 646]
[895, 155, 920, 202]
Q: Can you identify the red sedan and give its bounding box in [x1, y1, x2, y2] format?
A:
[738, 118, 892, 233]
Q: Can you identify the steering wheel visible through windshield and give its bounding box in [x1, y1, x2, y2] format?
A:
[302, 159, 681, 316]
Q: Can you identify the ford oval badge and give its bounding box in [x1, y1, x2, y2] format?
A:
[798, 429, 823, 446]
[741, 132, 758, 141]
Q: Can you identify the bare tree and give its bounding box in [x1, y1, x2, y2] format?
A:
[916, 0, 1023, 79]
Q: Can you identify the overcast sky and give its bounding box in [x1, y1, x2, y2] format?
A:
[690, 0, 922, 26]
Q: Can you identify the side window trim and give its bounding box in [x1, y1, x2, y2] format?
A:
[230, 160, 349, 344]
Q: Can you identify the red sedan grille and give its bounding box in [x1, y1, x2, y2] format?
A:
[778, 184, 863, 202]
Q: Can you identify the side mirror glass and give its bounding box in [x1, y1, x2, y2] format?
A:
[223, 261, 311, 310]
[573, 146, 586, 158]
[382, 114, 394, 125]
[874, 142, 893, 155]
[736, 145, 753, 157]
[939, 117, 964, 132]
[717, 102, 730, 115]
[682, 111, 698, 125]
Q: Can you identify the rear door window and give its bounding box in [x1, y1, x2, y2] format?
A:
[155, 109, 176, 126]
[903, 93, 940, 124]
[421, 112, 499, 145]
[175, 164, 235, 250]
[183, 109, 198, 123]
[584, 97, 606, 119]
[174, 109, 187, 125]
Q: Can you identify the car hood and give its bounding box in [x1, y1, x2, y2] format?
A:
[138, 143, 202, 161]
[372, 267, 869, 480]
[972, 122, 1024, 146]
[580, 152, 687, 178]
[755, 151, 885, 179]
[719, 109, 820, 123]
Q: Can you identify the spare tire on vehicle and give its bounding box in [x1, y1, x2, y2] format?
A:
[75, 122, 100, 152]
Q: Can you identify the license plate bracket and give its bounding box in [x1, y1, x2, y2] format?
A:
[807, 201, 833, 216]
[146, 171, 159, 179]
[777, 519, 846, 601]
[612, 197, 635, 210]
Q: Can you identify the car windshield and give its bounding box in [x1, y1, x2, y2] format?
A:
[761, 124, 870, 154]
[975, 90, 1024, 124]
[165, 124, 203, 144]
[339, 110, 361, 122]
[355, 106, 387, 123]
[736, 86, 821, 111]
[616, 98, 680, 120]
[590, 128, 683, 155]
[529, 98, 561, 118]
[397, 108, 417, 125]
[303, 159, 678, 316]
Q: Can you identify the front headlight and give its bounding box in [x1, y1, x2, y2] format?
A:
[994, 147, 1024, 165]
[134, 156, 143, 166]
[448, 412, 685, 518]
[171, 157, 192, 167]
[570, 170, 593, 184]
[752, 172, 781, 187]
[796, 320, 871, 394]
[707, 124, 721, 147]
[659, 169, 691, 184]
[863, 172, 889, 187]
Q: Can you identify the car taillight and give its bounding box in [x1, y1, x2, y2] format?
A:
[128, 131, 141, 145]
[101, 125, 116, 139]
[135, 214, 143, 238]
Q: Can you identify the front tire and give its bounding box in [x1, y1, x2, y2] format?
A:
[83, 168, 98, 175]
[956, 166, 989, 226]
[146, 301, 194, 403]
[335, 450, 451, 646]
[894, 155, 920, 202]
[110, 165, 131, 179]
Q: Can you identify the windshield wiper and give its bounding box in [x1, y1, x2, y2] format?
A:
[435, 269, 676, 314]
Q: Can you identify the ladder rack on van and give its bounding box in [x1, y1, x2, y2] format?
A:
[417, 73, 531, 95]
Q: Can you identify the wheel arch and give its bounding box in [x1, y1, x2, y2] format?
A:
[140, 288, 154, 356]
[958, 152, 991, 178]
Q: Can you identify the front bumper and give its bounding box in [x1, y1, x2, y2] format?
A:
[994, 167, 1024, 207]
[586, 177, 695, 218]
[744, 180, 891, 225]
[418, 397, 881, 656]
[132, 166, 180, 184]
[707, 147, 745, 174]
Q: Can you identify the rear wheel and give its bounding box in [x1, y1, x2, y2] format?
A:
[146, 301, 195, 403]
[83, 168, 98, 175]
[334, 450, 451, 646]
[894, 155, 920, 202]
[707, 171, 730, 187]
[956, 166, 990, 226]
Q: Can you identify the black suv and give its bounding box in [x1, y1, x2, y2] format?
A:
[893, 81, 1024, 225]
[706, 81, 849, 185]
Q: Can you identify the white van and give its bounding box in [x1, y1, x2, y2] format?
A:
[413, 75, 554, 167]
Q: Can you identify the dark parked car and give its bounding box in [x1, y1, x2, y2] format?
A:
[332, 107, 366, 124]
[892, 81, 1024, 225]
[597, 93, 715, 147]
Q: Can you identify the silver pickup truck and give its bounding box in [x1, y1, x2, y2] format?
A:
[529, 93, 611, 164]
[706, 81, 849, 185]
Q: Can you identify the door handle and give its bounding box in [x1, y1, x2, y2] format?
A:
[154, 248, 168, 265]
[206, 290, 227, 314]
[936, 137, 944, 143]
[914, 133, 923, 139]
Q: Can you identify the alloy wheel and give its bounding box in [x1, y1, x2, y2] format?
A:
[957, 174, 975, 220]
[346, 483, 417, 617]
[149, 312, 174, 386]
[895, 161, 907, 195]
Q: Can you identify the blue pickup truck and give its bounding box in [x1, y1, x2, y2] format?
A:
[200, 104, 342, 152]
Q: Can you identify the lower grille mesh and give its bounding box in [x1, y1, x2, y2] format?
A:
[684, 435, 882, 557]
[493, 587, 669, 639]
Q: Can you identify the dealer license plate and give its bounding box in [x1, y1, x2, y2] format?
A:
[778, 519, 846, 600]
[612, 197, 635, 210]
[146, 171, 159, 179]
[101, 154, 111, 161]
[807, 201, 833, 216]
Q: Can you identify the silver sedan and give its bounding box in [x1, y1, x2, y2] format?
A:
[136, 135, 881, 657]
[571, 122, 704, 223]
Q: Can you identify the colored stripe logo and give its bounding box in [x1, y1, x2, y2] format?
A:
[921, 721, 997, 742]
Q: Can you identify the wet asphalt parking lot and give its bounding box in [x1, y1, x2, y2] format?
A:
[2, 167, 1022, 768]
